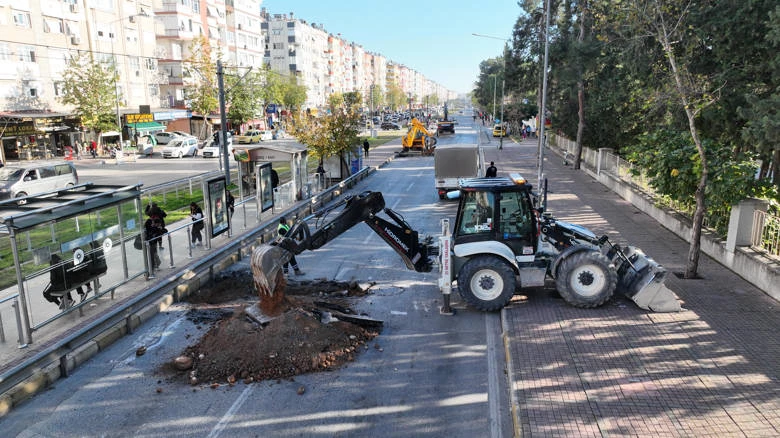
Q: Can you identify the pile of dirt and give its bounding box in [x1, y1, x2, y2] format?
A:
[165, 271, 381, 386]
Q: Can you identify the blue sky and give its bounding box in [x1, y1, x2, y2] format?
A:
[261, 1, 521, 95]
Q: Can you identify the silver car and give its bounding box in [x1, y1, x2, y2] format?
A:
[162, 137, 199, 158]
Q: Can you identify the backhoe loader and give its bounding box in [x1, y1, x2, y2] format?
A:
[401, 118, 437, 155]
[251, 176, 681, 315]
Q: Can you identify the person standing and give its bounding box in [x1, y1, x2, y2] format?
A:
[277, 217, 304, 276]
[90, 140, 97, 158]
[189, 202, 204, 247]
[270, 168, 279, 189]
[485, 161, 498, 178]
[144, 218, 164, 269]
[145, 202, 167, 249]
[363, 139, 370, 158]
[226, 190, 235, 220]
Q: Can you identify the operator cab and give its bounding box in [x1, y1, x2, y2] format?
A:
[453, 174, 539, 256]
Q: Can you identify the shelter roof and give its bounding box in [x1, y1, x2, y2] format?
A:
[0, 183, 142, 232]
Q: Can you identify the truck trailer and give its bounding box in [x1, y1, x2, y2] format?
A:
[434, 143, 481, 199]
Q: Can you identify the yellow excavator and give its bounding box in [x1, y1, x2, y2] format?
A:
[401, 118, 437, 155]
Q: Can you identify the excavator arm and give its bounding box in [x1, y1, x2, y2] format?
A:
[251, 191, 435, 312]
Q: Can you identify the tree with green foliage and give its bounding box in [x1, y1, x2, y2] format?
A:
[473, 57, 505, 119]
[225, 69, 264, 128]
[282, 76, 307, 113]
[367, 85, 384, 113]
[58, 52, 119, 145]
[385, 82, 406, 111]
[290, 99, 361, 176]
[183, 36, 219, 139]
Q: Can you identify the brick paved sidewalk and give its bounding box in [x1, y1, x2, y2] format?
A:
[486, 138, 780, 437]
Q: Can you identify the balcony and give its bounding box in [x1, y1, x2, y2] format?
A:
[160, 1, 192, 14]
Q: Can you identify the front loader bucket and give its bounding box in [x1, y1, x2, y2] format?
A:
[609, 246, 682, 312]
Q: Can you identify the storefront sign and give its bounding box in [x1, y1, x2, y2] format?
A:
[125, 113, 154, 123]
[2, 123, 40, 136]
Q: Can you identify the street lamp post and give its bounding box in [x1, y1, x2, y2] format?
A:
[109, 9, 149, 158]
[537, 0, 551, 186]
[473, 33, 509, 150]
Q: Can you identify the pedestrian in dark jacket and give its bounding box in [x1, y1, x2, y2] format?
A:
[485, 161, 498, 177]
[226, 191, 235, 218]
[145, 202, 167, 248]
[363, 139, 370, 158]
[190, 202, 204, 246]
[145, 218, 167, 269]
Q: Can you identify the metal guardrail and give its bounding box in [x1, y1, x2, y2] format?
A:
[0, 162, 376, 403]
[751, 209, 780, 256]
[549, 134, 780, 250]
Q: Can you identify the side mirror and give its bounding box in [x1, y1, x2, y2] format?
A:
[446, 190, 460, 200]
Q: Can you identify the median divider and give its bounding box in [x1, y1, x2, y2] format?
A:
[0, 159, 387, 417]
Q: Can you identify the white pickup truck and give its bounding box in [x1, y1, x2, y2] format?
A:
[434, 143, 482, 199]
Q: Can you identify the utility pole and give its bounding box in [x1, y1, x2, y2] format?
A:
[537, 0, 551, 187]
[217, 60, 230, 185]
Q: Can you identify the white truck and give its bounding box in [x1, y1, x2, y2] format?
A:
[434, 143, 481, 199]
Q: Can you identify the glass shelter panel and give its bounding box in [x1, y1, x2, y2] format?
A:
[13, 198, 145, 329]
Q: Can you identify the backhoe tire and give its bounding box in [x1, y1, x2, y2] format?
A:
[457, 255, 516, 311]
[555, 250, 616, 308]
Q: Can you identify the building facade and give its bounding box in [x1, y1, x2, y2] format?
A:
[0, 0, 453, 163]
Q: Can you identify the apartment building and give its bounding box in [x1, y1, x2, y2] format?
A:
[154, 0, 264, 134]
[263, 12, 330, 110]
[0, 0, 159, 161]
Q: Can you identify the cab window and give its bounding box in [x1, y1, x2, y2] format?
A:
[458, 191, 494, 235]
[499, 191, 533, 239]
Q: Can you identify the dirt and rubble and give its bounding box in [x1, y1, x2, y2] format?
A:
[161, 270, 381, 387]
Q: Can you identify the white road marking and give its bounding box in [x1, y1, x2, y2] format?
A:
[486, 312, 504, 438]
[207, 384, 255, 438]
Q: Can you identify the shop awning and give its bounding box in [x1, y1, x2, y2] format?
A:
[128, 122, 166, 132]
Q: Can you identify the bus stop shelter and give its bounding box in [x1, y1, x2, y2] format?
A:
[0, 183, 144, 346]
[233, 142, 308, 200]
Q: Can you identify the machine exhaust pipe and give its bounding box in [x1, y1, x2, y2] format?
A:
[608, 245, 682, 312]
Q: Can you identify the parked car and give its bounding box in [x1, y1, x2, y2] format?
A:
[236, 129, 272, 143]
[172, 131, 194, 138]
[381, 122, 401, 130]
[154, 132, 181, 145]
[202, 133, 234, 158]
[162, 137, 199, 158]
[236, 130, 262, 144]
[492, 124, 507, 137]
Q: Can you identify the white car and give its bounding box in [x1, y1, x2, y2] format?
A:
[162, 137, 199, 158]
[202, 133, 234, 158]
[154, 132, 181, 145]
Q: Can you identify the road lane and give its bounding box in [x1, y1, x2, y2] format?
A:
[2, 133, 514, 437]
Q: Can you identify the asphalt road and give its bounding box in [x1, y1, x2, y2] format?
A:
[1, 120, 516, 437]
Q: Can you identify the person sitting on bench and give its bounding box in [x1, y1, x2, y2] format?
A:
[43, 254, 76, 309]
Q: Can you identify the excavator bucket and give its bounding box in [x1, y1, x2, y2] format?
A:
[609, 246, 682, 312]
[250, 244, 290, 316]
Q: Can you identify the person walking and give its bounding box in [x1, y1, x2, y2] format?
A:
[363, 139, 370, 158]
[190, 202, 204, 247]
[144, 218, 166, 269]
[145, 202, 167, 249]
[277, 217, 304, 276]
[485, 161, 498, 178]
